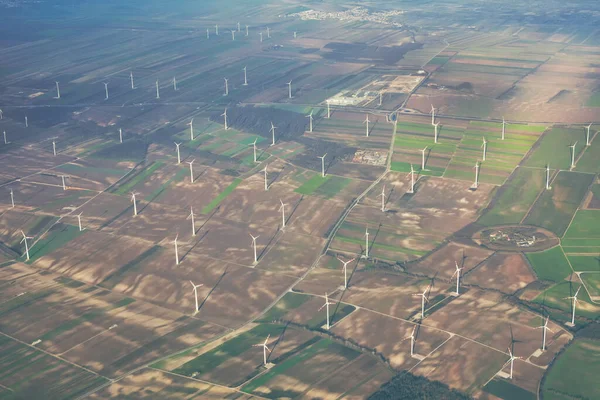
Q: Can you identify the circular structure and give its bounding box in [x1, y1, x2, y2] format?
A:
[472, 225, 559, 252]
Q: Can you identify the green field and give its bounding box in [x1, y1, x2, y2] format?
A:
[534, 281, 600, 319]
[567, 256, 600, 272]
[483, 379, 536, 400]
[542, 339, 600, 400]
[563, 210, 600, 239]
[112, 161, 164, 196]
[575, 139, 600, 173]
[478, 167, 545, 226]
[523, 171, 594, 236]
[25, 224, 85, 263]
[580, 273, 600, 297]
[586, 92, 600, 107]
[258, 292, 310, 322]
[295, 174, 330, 195]
[525, 246, 572, 282]
[522, 127, 585, 170]
[56, 163, 128, 177]
[313, 176, 350, 198]
[201, 178, 243, 214]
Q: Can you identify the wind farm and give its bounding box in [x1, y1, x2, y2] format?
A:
[0, 1, 598, 400]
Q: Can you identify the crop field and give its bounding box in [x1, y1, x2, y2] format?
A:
[533, 281, 600, 321]
[407, 241, 494, 278]
[541, 339, 600, 400]
[465, 253, 536, 293]
[525, 247, 573, 282]
[523, 171, 595, 236]
[522, 127, 585, 170]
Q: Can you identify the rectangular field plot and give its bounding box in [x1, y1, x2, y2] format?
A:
[522, 127, 586, 170]
[523, 171, 594, 237]
[567, 256, 600, 272]
[563, 210, 600, 239]
[525, 247, 573, 282]
[533, 281, 600, 321]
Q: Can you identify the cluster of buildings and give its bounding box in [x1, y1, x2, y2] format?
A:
[288, 7, 404, 27]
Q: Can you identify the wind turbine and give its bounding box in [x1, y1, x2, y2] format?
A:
[190, 281, 203, 314]
[174, 234, 180, 265]
[420, 147, 428, 171]
[215, 24, 219, 35]
[307, 112, 313, 132]
[270, 122, 276, 146]
[224, 78, 229, 96]
[259, 32, 263, 42]
[287, 80, 293, 99]
[243, 66, 248, 86]
[263, 164, 269, 191]
[222, 109, 228, 130]
[319, 292, 334, 329]
[130, 71, 135, 89]
[253, 335, 271, 366]
[237, 22, 241, 32]
[104, 82, 109, 100]
[318, 153, 327, 177]
[3, 131, 6, 145]
[188, 207, 196, 236]
[118, 128, 123, 143]
[473, 161, 480, 189]
[231, 30, 235, 41]
[537, 316, 554, 351]
[378, 185, 386, 212]
[364, 226, 370, 258]
[431, 105, 435, 125]
[293, 31, 297, 39]
[174, 142, 182, 164]
[52, 140, 57, 156]
[408, 164, 415, 194]
[326, 100, 331, 119]
[502, 117, 506, 140]
[246, 25, 249, 36]
[379, 91, 383, 106]
[564, 286, 581, 326]
[364, 114, 370, 137]
[569, 142, 577, 169]
[206, 28, 210, 39]
[586, 123, 592, 146]
[188, 159, 195, 183]
[337, 257, 355, 289]
[413, 285, 430, 319]
[279, 199, 286, 229]
[61, 175, 67, 191]
[506, 347, 521, 379]
[173, 77, 177, 91]
[188, 118, 194, 140]
[250, 233, 260, 264]
[482, 137, 488, 161]
[24, 115, 28, 128]
[131, 192, 139, 216]
[451, 261, 463, 295]
[545, 164, 551, 190]
[20, 230, 33, 261]
[433, 122, 439, 144]
[250, 137, 258, 163]
[76, 213, 84, 232]
[156, 80, 160, 99]
[9, 189, 14, 208]
[266, 26, 270, 39]
[0, 109, 3, 120]
[55, 81, 61, 99]
[404, 326, 417, 357]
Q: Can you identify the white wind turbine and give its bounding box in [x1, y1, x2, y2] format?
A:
[413, 285, 430, 319]
[119, 128, 123, 143]
[190, 281, 203, 314]
[482, 137, 488, 161]
[104, 82, 109, 100]
[337, 257, 355, 289]
[293, 31, 297, 39]
[9, 189, 14, 208]
[586, 123, 592, 146]
[505, 347, 521, 379]
[259, 32, 263, 42]
[364, 114, 370, 137]
[545, 164, 551, 190]
[188, 118, 194, 140]
[318, 153, 327, 177]
[3, 131, 7, 145]
[188, 159, 195, 183]
[319, 292, 334, 329]
[231, 30, 235, 41]
[130, 71, 135, 89]
[52, 139, 57, 156]
[250, 233, 260, 264]
[287, 80, 293, 99]
[0, 109, 3, 119]
[206, 28, 210, 39]
[263, 164, 269, 191]
[174, 142, 182, 164]
[224, 78, 229, 96]
[61, 175, 67, 191]
[364, 226, 370, 258]
[55, 81, 61, 99]
[25, 115, 28, 128]
[379, 91, 383, 106]
[537, 316, 554, 351]
[420, 147, 428, 171]
[270, 122, 276, 146]
[408, 164, 415, 194]
[131, 192, 139, 216]
[266, 26, 270, 39]
[250, 137, 258, 163]
[20, 230, 33, 261]
[253, 334, 271, 366]
[174, 234, 180, 265]
[76, 213, 84, 232]
[237, 22, 241, 32]
[473, 161, 480, 189]
[564, 286, 581, 326]
[433, 122, 439, 144]
[501, 117, 506, 140]
[404, 326, 417, 357]
[246, 25, 249, 37]
[326, 100, 331, 119]
[307, 112, 313, 132]
[378, 185, 386, 212]
[279, 199, 286, 229]
[156, 79, 160, 99]
[243, 66, 248, 86]
[431, 104, 435, 125]
[569, 142, 577, 169]
[215, 24, 219, 35]
[451, 261, 463, 295]
[173, 76, 178, 91]
[222, 109, 228, 130]
[188, 207, 196, 236]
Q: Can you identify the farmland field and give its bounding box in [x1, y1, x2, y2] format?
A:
[525, 247, 572, 282]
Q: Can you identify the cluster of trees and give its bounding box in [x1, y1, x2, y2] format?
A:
[369, 372, 471, 400]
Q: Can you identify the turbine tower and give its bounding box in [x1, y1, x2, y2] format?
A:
[76, 213, 84, 232]
[25, 116, 28, 128]
[190, 281, 203, 314]
[263, 164, 269, 191]
[55, 81, 61, 99]
[482, 137, 488, 161]
[130, 71, 135, 89]
[326, 100, 331, 119]
[405, 326, 417, 357]
[224, 78, 229, 96]
[174, 235, 180, 265]
[408, 164, 415, 194]
[20, 231, 33, 261]
[266, 26, 270, 39]
[250, 137, 258, 163]
[546, 164, 551, 190]
[237, 22, 241, 32]
[243, 66, 248, 86]
[451, 261, 463, 295]
[433, 122, 439, 144]
[287, 80, 292, 99]
[279, 200, 286, 229]
[174, 142, 182, 164]
[3, 131, 7, 145]
[502, 117, 506, 140]
[270, 122, 276, 146]
[222, 109, 228, 130]
[378, 185, 386, 212]
[0, 109, 3, 120]
[307, 112, 313, 132]
[564, 286, 581, 326]
[231, 30, 235, 41]
[364, 226, 370, 258]
[413, 285, 430, 319]
[253, 335, 271, 366]
[61, 175, 67, 191]
[379, 91, 383, 106]
[586, 123, 592, 146]
[131, 192, 139, 216]
[293, 31, 297, 39]
[421, 147, 428, 171]
[104, 82, 109, 100]
[473, 161, 480, 189]
[9, 188, 14, 208]
[189, 118, 194, 140]
[318, 153, 327, 177]
[319, 292, 334, 329]
[506, 348, 521, 379]
[245, 25, 249, 37]
[188, 207, 196, 236]
[364, 114, 370, 137]
[188, 159, 195, 183]
[206, 28, 210, 39]
[431, 104, 435, 125]
[52, 140, 57, 156]
[259, 32, 263, 42]
[173, 77, 177, 91]
[536, 316, 554, 351]
[156, 80, 160, 99]
[250, 233, 260, 264]
[569, 142, 577, 169]
[337, 257, 355, 289]
[215, 24, 219, 35]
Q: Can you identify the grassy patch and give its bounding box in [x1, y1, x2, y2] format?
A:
[112, 161, 164, 196]
[313, 176, 350, 198]
[586, 92, 600, 107]
[526, 247, 572, 282]
[563, 210, 600, 239]
[295, 174, 330, 195]
[523, 127, 584, 170]
[257, 292, 310, 322]
[201, 178, 242, 214]
[483, 379, 536, 400]
[567, 256, 600, 272]
[25, 224, 85, 263]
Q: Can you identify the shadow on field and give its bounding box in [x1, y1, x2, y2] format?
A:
[267, 322, 289, 363]
[199, 266, 229, 311]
